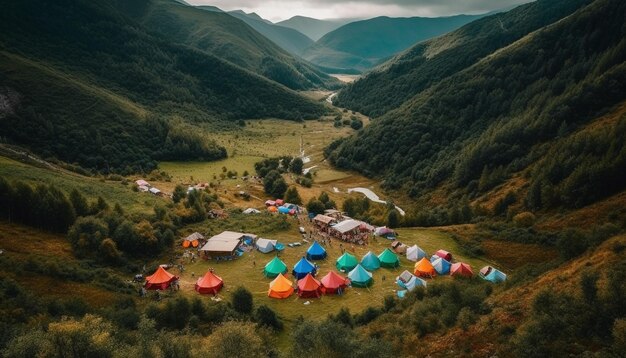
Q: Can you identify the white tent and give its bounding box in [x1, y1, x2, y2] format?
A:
[406, 245, 427, 262]
[256, 238, 278, 253]
[396, 270, 427, 291]
[243, 208, 261, 214]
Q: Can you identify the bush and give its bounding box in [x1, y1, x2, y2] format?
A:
[231, 287, 253, 315]
[255, 305, 283, 331]
[513, 211, 536, 227]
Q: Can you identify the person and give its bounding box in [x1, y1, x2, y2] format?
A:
[253, 260, 256, 267]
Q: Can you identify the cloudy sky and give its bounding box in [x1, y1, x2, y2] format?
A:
[188, 0, 533, 22]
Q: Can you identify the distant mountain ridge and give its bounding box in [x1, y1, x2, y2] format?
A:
[277, 16, 356, 41]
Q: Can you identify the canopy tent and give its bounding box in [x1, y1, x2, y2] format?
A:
[331, 219, 362, 234]
[348, 264, 373, 287]
[406, 245, 427, 262]
[194, 271, 223, 295]
[336, 252, 358, 272]
[435, 249, 453, 262]
[306, 241, 327, 260]
[378, 248, 400, 268]
[431, 257, 452, 275]
[200, 231, 253, 257]
[182, 232, 203, 248]
[320, 271, 349, 295]
[292, 257, 317, 280]
[256, 238, 278, 253]
[264, 256, 288, 278]
[297, 273, 322, 298]
[396, 270, 427, 291]
[414, 258, 436, 278]
[313, 214, 336, 226]
[268, 273, 294, 299]
[480, 266, 507, 283]
[450, 262, 473, 277]
[360, 251, 381, 271]
[145, 266, 178, 290]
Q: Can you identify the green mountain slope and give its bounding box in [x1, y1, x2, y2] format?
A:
[120, 0, 339, 90]
[334, 0, 593, 117]
[276, 16, 355, 41]
[303, 15, 484, 72]
[0, 0, 329, 172]
[327, 0, 626, 211]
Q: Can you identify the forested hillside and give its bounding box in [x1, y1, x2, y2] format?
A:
[0, 0, 329, 172]
[327, 0, 626, 212]
[303, 14, 483, 72]
[334, 0, 594, 117]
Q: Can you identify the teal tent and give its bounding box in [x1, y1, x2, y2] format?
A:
[306, 241, 327, 260]
[378, 248, 400, 268]
[264, 256, 288, 278]
[292, 257, 316, 279]
[360, 251, 381, 271]
[336, 252, 358, 272]
[347, 264, 373, 287]
[480, 266, 507, 283]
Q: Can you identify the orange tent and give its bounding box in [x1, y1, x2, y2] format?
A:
[450, 262, 473, 278]
[145, 266, 178, 290]
[268, 273, 294, 299]
[195, 270, 224, 295]
[320, 271, 349, 295]
[414, 258, 436, 278]
[268, 206, 278, 213]
[297, 273, 322, 298]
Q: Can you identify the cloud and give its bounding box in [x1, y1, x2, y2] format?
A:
[188, 0, 532, 21]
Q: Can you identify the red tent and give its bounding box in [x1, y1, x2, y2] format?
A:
[297, 273, 322, 298]
[145, 266, 178, 290]
[195, 270, 224, 295]
[450, 262, 473, 277]
[275, 199, 284, 206]
[435, 249, 453, 262]
[320, 271, 349, 295]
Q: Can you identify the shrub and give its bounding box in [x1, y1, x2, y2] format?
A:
[513, 211, 536, 227]
[231, 287, 253, 315]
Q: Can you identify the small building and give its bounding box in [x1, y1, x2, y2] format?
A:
[313, 214, 337, 227]
[200, 231, 257, 258]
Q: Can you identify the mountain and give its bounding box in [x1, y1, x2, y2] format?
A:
[327, 0, 626, 214]
[122, 0, 339, 91]
[226, 10, 315, 56]
[277, 16, 355, 41]
[302, 14, 484, 72]
[0, 0, 329, 172]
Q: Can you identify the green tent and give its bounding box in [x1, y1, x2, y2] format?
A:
[336, 252, 358, 272]
[378, 248, 400, 268]
[264, 256, 288, 278]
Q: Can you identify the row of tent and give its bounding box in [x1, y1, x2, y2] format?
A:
[268, 271, 350, 299]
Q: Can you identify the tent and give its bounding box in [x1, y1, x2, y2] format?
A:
[268, 273, 294, 299]
[297, 273, 322, 298]
[347, 264, 373, 287]
[275, 199, 284, 206]
[145, 266, 178, 290]
[450, 262, 473, 277]
[278, 206, 290, 214]
[375, 226, 394, 236]
[320, 271, 349, 295]
[480, 266, 507, 283]
[256, 238, 277, 253]
[406, 245, 427, 262]
[243, 208, 260, 214]
[378, 248, 400, 268]
[182, 232, 203, 248]
[396, 270, 426, 291]
[435, 249, 453, 262]
[360, 251, 381, 271]
[414, 258, 436, 278]
[306, 241, 327, 260]
[268, 206, 278, 213]
[292, 257, 317, 279]
[431, 257, 452, 275]
[264, 256, 288, 278]
[194, 271, 223, 295]
[336, 252, 358, 272]
[265, 200, 276, 206]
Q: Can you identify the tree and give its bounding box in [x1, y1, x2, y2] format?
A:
[231, 286, 253, 315]
[284, 187, 302, 205]
[202, 321, 265, 357]
[289, 158, 304, 174]
[263, 170, 287, 198]
[387, 209, 400, 228]
[69, 189, 90, 217]
[255, 305, 283, 331]
[172, 185, 187, 203]
[306, 199, 325, 215]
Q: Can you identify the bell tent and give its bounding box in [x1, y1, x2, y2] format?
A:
[450, 262, 473, 277]
[406, 245, 427, 262]
[414, 258, 436, 278]
[194, 270, 223, 295]
[378, 248, 400, 268]
[145, 266, 178, 290]
[297, 273, 322, 298]
[292, 257, 317, 280]
[360, 251, 381, 271]
[320, 271, 349, 294]
[347, 264, 373, 287]
[268, 273, 294, 299]
[264, 256, 288, 278]
[336, 252, 358, 272]
[306, 241, 327, 260]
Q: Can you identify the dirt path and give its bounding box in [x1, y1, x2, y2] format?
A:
[347, 187, 405, 216]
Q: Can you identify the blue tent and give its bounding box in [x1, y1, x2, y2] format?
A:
[396, 270, 427, 291]
[347, 264, 373, 287]
[292, 257, 317, 279]
[481, 266, 507, 283]
[278, 206, 290, 214]
[360, 251, 381, 271]
[431, 257, 451, 275]
[306, 241, 327, 260]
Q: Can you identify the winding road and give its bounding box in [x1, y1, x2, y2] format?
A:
[347, 187, 405, 216]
